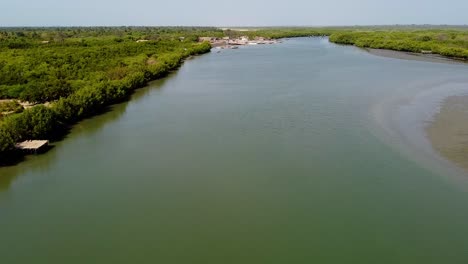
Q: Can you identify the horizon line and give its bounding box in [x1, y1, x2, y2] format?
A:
[1, 24, 468, 28]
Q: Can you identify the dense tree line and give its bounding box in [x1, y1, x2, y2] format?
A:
[329, 30, 468, 59]
[0, 27, 213, 157]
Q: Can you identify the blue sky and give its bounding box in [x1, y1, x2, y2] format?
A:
[2, 0, 468, 26]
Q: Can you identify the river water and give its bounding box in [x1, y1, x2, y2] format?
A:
[1, 38, 468, 263]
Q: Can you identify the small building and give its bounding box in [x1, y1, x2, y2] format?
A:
[40, 40, 50, 44]
[15, 140, 49, 154]
[198, 37, 215, 42]
[136, 39, 149, 43]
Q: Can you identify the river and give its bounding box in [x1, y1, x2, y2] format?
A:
[1, 38, 468, 263]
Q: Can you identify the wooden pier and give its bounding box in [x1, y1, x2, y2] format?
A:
[15, 140, 49, 154]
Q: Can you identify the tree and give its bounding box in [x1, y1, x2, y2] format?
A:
[0, 124, 15, 152]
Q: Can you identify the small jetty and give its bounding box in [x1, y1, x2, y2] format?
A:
[15, 140, 49, 154]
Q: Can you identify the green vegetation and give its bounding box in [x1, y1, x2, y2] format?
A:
[0, 100, 23, 115]
[0, 27, 216, 157]
[329, 29, 468, 59]
[1, 26, 468, 160]
[223, 27, 468, 60]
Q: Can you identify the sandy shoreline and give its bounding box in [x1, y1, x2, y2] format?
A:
[426, 95, 468, 172]
[363, 47, 468, 173]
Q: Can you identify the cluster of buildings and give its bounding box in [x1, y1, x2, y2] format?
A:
[198, 36, 280, 49]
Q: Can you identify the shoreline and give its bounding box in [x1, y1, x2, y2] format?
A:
[371, 80, 468, 181]
[426, 95, 468, 172]
[0, 48, 211, 167]
[360, 45, 468, 174]
[363, 47, 468, 65]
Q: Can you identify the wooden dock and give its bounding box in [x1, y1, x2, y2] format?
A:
[15, 140, 49, 154]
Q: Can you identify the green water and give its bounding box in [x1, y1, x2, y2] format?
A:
[1, 38, 468, 263]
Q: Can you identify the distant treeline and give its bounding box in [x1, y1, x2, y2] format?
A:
[0, 27, 215, 158]
[329, 30, 468, 59]
[223, 27, 468, 60]
[223, 28, 336, 39]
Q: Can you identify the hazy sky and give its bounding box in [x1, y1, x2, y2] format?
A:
[2, 0, 468, 26]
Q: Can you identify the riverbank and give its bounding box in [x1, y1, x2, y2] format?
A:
[427, 95, 468, 172]
[0, 29, 211, 166]
[358, 45, 468, 173]
[329, 30, 468, 60]
[363, 48, 468, 65]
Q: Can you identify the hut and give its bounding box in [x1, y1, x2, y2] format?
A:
[198, 37, 213, 42]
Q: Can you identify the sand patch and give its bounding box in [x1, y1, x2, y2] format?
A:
[427, 95, 468, 171]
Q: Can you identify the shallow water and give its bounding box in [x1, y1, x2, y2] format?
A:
[427, 95, 468, 172]
[1, 38, 468, 263]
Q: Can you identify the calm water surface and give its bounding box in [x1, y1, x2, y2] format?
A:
[1, 38, 468, 263]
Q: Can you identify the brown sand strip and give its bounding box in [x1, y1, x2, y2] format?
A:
[427, 95, 468, 171]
